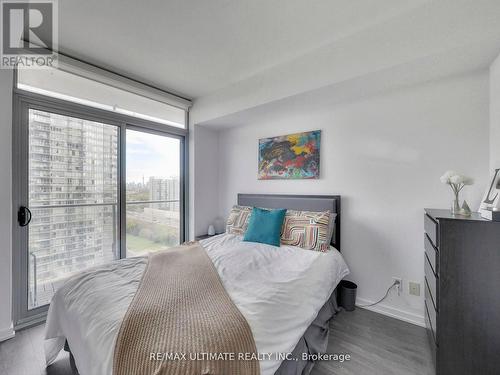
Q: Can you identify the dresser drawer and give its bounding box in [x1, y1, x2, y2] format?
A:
[424, 254, 438, 309]
[425, 299, 438, 347]
[424, 233, 438, 275]
[425, 314, 437, 368]
[425, 275, 437, 312]
[424, 214, 438, 247]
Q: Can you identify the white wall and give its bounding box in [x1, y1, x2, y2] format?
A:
[0, 70, 13, 341]
[214, 71, 489, 325]
[190, 125, 220, 238]
[490, 53, 500, 171]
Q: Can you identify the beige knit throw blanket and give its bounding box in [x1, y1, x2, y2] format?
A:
[113, 242, 260, 375]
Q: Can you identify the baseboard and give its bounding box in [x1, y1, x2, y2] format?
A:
[0, 324, 15, 342]
[356, 298, 425, 327]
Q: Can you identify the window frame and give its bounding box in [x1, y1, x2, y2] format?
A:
[12, 82, 189, 329]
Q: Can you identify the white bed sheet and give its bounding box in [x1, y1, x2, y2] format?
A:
[45, 234, 349, 375]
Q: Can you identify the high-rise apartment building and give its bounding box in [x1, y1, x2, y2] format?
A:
[28, 109, 118, 308]
[149, 177, 179, 211]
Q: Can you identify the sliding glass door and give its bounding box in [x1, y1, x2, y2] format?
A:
[13, 93, 187, 328]
[27, 109, 120, 309]
[126, 129, 181, 257]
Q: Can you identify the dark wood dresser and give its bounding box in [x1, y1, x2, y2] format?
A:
[424, 209, 500, 375]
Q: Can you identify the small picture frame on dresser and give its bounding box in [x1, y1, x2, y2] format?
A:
[479, 168, 500, 220]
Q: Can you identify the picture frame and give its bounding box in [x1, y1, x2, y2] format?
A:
[479, 168, 500, 220]
[258, 130, 321, 180]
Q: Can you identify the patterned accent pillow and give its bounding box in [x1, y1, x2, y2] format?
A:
[280, 210, 331, 251]
[226, 205, 252, 235]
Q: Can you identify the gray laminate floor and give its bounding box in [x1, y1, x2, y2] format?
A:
[311, 308, 434, 375]
[0, 308, 434, 375]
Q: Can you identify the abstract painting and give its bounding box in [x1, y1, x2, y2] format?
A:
[258, 130, 321, 179]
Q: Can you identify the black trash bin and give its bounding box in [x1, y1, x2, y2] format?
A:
[338, 280, 357, 311]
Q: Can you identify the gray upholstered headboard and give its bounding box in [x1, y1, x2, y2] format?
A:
[237, 194, 341, 251]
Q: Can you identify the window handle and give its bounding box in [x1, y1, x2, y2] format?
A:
[18, 206, 32, 227]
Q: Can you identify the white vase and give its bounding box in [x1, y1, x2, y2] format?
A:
[207, 224, 215, 236]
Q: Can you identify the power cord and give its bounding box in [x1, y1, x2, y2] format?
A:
[357, 280, 399, 308]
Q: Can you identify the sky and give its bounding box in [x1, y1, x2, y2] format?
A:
[126, 129, 180, 183]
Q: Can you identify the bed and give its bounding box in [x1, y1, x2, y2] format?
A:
[44, 194, 349, 375]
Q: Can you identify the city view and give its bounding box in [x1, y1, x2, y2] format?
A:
[28, 110, 180, 308]
[125, 129, 181, 256]
[126, 176, 180, 257]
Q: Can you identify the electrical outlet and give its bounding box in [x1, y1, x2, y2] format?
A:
[409, 282, 421, 296]
[392, 277, 402, 296]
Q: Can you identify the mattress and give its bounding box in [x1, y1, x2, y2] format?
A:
[45, 233, 349, 375]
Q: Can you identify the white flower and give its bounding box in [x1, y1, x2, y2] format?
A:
[440, 170, 474, 199]
[440, 170, 458, 184]
[450, 175, 465, 184]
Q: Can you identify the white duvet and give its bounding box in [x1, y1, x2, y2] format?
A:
[45, 234, 349, 375]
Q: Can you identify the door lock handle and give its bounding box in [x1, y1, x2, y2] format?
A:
[18, 206, 32, 227]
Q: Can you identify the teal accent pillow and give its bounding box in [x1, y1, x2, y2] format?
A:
[243, 207, 287, 247]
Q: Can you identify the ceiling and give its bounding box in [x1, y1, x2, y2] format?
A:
[54, 0, 429, 99]
[49, 0, 500, 125]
